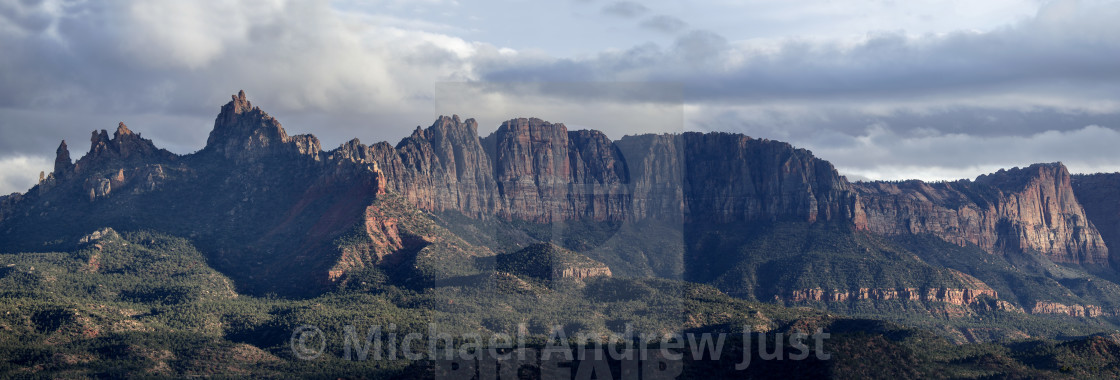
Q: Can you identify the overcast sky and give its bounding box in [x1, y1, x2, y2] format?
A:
[2, 0, 1119, 194]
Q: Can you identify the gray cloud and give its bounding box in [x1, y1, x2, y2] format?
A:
[640, 15, 687, 33]
[601, 1, 649, 18]
[818, 124, 1120, 182]
[0, 0, 489, 193]
[0, 1, 479, 151]
[469, 1, 1120, 181]
[1, 0, 1119, 194]
[480, 1, 1120, 109]
[434, 82, 684, 139]
[691, 104, 1120, 180]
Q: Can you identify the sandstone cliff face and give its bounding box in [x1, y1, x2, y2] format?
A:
[496, 243, 612, 282]
[346, 119, 860, 224]
[394, 116, 499, 218]
[855, 163, 1109, 265]
[5, 90, 1116, 298]
[482, 118, 633, 221]
[81, 165, 172, 201]
[676, 132, 862, 224]
[1030, 301, 1106, 317]
[487, 118, 576, 221]
[554, 266, 612, 280]
[1072, 173, 1120, 266]
[789, 287, 998, 306]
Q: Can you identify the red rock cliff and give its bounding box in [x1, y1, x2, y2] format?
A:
[855, 163, 1108, 265]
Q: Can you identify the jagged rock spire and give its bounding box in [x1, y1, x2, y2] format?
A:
[53, 140, 73, 177]
[231, 90, 252, 113]
[72, 122, 172, 174]
[204, 90, 321, 160]
[205, 90, 283, 152]
[114, 122, 133, 139]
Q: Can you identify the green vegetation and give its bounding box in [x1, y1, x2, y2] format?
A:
[425, 213, 1120, 345]
[2, 193, 1120, 377]
[2, 222, 1120, 378]
[494, 243, 608, 285]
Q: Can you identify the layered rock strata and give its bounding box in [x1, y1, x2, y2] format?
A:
[855, 164, 1109, 265]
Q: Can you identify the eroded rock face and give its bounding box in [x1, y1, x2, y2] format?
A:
[348, 119, 861, 224]
[1072, 173, 1120, 266]
[393, 116, 499, 218]
[1030, 301, 1106, 317]
[204, 90, 321, 161]
[496, 243, 612, 282]
[73, 123, 177, 176]
[855, 163, 1109, 265]
[789, 287, 998, 306]
[80, 165, 173, 202]
[555, 266, 612, 280]
[675, 132, 861, 224]
[487, 118, 575, 221]
[54, 141, 73, 178]
[4, 90, 1116, 297]
[0, 92, 389, 296]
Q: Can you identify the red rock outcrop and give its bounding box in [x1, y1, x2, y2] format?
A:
[204, 90, 321, 161]
[327, 201, 405, 282]
[789, 287, 998, 306]
[1029, 301, 1106, 317]
[81, 164, 173, 201]
[855, 163, 1109, 265]
[496, 243, 613, 282]
[71, 122, 177, 176]
[554, 266, 613, 280]
[393, 116, 500, 218]
[483, 118, 633, 221]
[348, 120, 862, 224]
[5, 90, 1117, 299]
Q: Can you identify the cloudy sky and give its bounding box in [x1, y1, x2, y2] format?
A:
[2, 0, 1119, 194]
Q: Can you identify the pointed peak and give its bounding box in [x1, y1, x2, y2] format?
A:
[54, 140, 73, 176]
[205, 90, 312, 158]
[431, 115, 456, 126]
[226, 90, 253, 114]
[91, 129, 110, 144]
[427, 114, 477, 132]
[114, 122, 133, 138]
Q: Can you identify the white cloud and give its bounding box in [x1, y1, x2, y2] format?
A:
[0, 0, 495, 154]
[0, 155, 51, 195]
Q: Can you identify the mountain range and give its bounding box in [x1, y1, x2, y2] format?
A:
[4, 91, 1120, 377]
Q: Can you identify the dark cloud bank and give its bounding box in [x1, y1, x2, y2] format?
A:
[1, 0, 1118, 192]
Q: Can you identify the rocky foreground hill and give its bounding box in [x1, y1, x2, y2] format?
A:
[3, 91, 1120, 340]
